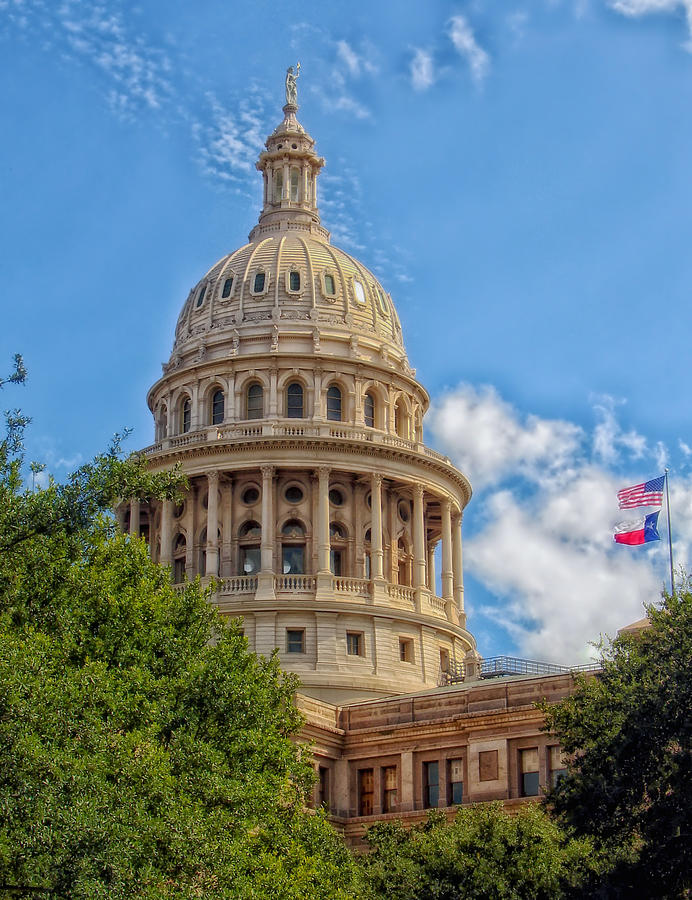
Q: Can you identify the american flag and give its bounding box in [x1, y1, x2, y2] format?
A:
[617, 475, 665, 510]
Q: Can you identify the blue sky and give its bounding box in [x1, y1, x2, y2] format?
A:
[2, 0, 692, 662]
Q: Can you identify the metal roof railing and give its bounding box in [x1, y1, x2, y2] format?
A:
[438, 656, 600, 686]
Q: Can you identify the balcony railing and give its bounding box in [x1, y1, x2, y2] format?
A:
[275, 574, 316, 592]
[332, 576, 371, 598]
[140, 420, 453, 467]
[480, 656, 601, 679]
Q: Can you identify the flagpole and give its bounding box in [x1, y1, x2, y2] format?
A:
[664, 468, 675, 596]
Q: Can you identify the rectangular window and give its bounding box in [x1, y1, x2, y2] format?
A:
[289, 270, 301, 291]
[173, 558, 185, 584]
[324, 273, 336, 295]
[423, 761, 439, 808]
[448, 757, 463, 805]
[318, 766, 329, 808]
[399, 638, 413, 662]
[330, 548, 343, 576]
[346, 632, 363, 656]
[549, 746, 567, 788]
[358, 768, 374, 816]
[282, 545, 305, 575]
[253, 272, 265, 293]
[286, 629, 305, 654]
[382, 766, 397, 813]
[520, 748, 540, 797]
[240, 546, 260, 575]
[290, 168, 300, 202]
[221, 276, 233, 298]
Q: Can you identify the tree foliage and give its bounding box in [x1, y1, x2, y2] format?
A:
[0, 360, 358, 899]
[359, 805, 598, 900]
[544, 587, 692, 899]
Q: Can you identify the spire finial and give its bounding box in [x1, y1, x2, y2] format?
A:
[285, 62, 300, 108]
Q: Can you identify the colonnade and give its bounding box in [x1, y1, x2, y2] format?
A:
[131, 467, 464, 611]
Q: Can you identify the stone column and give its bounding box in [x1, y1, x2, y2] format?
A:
[316, 466, 331, 574]
[371, 473, 384, 580]
[257, 466, 276, 601]
[441, 498, 453, 601]
[427, 542, 437, 592]
[160, 500, 173, 567]
[129, 499, 140, 537]
[205, 471, 219, 577]
[221, 477, 233, 577]
[399, 751, 414, 813]
[452, 510, 464, 614]
[412, 485, 426, 589]
[260, 466, 274, 573]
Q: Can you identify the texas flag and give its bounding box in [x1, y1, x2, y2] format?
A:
[614, 511, 661, 546]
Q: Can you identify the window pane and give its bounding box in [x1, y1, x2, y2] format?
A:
[222, 277, 233, 298]
[273, 170, 283, 202]
[324, 273, 335, 295]
[212, 390, 224, 425]
[196, 284, 206, 307]
[522, 772, 540, 797]
[286, 382, 303, 417]
[282, 545, 305, 575]
[424, 762, 439, 808]
[240, 546, 260, 574]
[359, 769, 374, 816]
[289, 270, 300, 291]
[364, 392, 375, 427]
[247, 384, 263, 419]
[286, 629, 305, 653]
[330, 549, 342, 576]
[327, 385, 342, 421]
[383, 765, 397, 813]
[290, 168, 299, 201]
[346, 632, 361, 655]
[451, 781, 464, 804]
[182, 399, 191, 433]
[253, 272, 265, 293]
[353, 280, 365, 304]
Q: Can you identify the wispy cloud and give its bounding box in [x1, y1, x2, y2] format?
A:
[608, 0, 692, 46]
[410, 47, 436, 91]
[448, 14, 491, 84]
[428, 384, 686, 662]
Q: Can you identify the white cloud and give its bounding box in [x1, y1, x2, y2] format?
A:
[608, 0, 692, 45]
[448, 14, 491, 84]
[428, 383, 686, 662]
[428, 384, 582, 488]
[410, 48, 436, 91]
[192, 93, 267, 189]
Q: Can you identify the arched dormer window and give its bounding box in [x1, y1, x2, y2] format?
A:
[195, 284, 207, 308]
[364, 392, 375, 428]
[246, 383, 264, 420]
[181, 397, 191, 434]
[326, 385, 342, 422]
[221, 276, 233, 298]
[286, 382, 304, 418]
[211, 389, 224, 425]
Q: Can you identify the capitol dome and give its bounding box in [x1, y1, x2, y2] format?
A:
[128, 84, 477, 704]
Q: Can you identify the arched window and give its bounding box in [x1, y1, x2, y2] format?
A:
[364, 392, 375, 428]
[326, 385, 342, 422]
[273, 169, 283, 203]
[195, 284, 206, 308]
[289, 270, 301, 291]
[286, 382, 304, 418]
[253, 272, 265, 293]
[330, 522, 347, 576]
[238, 521, 261, 575]
[246, 383, 264, 419]
[211, 389, 224, 425]
[173, 533, 186, 584]
[221, 276, 233, 298]
[181, 397, 191, 434]
[157, 405, 168, 440]
[281, 519, 305, 575]
[290, 167, 300, 202]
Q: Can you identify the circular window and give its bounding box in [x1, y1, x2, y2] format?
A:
[329, 488, 344, 506]
[284, 485, 304, 504]
[278, 143, 283, 149]
[242, 486, 260, 505]
[398, 500, 411, 523]
[291, 143, 298, 149]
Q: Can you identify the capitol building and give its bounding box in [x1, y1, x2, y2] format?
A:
[121, 81, 580, 839]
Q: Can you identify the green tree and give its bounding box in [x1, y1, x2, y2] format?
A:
[358, 804, 598, 900]
[543, 588, 692, 899]
[0, 358, 358, 899]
